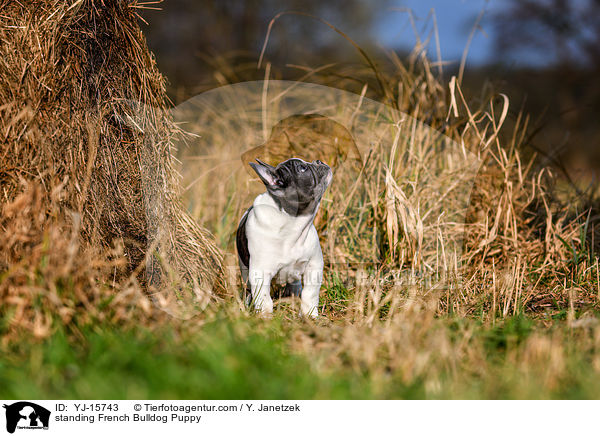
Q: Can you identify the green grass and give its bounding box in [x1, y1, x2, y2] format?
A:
[2, 312, 600, 399]
[0, 316, 374, 399]
[321, 272, 352, 316]
[482, 315, 534, 354]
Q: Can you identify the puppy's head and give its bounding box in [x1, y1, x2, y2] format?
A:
[250, 158, 332, 216]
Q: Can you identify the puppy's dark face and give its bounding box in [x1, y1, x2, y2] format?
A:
[250, 158, 332, 216]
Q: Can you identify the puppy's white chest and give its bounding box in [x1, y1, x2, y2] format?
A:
[252, 226, 317, 281]
[246, 193, 321, 282]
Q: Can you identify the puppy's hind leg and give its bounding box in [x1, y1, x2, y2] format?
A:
[284, 280, 302, 297]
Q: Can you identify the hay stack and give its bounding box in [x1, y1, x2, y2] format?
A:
[0, 0, 225, 317]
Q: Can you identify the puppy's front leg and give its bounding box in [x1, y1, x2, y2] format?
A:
[248, 265, 274, 315]
[301, 254, 324, 318]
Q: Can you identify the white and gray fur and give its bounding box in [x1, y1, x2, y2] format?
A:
[236, 158, 332, 317]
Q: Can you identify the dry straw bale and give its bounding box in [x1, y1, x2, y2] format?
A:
[0, 0, 225, 334]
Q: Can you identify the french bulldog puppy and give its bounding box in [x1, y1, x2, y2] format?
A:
[236, 158, 332, 318]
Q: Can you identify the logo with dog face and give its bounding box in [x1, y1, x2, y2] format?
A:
[2, 402, 50, 434]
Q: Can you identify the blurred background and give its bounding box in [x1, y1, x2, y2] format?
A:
[141, 0, 600, 192]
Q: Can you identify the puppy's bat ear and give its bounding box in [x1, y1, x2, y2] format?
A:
[249, 159, 280, 187]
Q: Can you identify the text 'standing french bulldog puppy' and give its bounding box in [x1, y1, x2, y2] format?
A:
[236, 158, 333, 318]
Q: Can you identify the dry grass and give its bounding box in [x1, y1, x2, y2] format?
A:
[175, 67, 589, 321]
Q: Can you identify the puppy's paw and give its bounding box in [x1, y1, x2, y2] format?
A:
[300, 305, 319, 319]
[255, 298, 274, 317]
